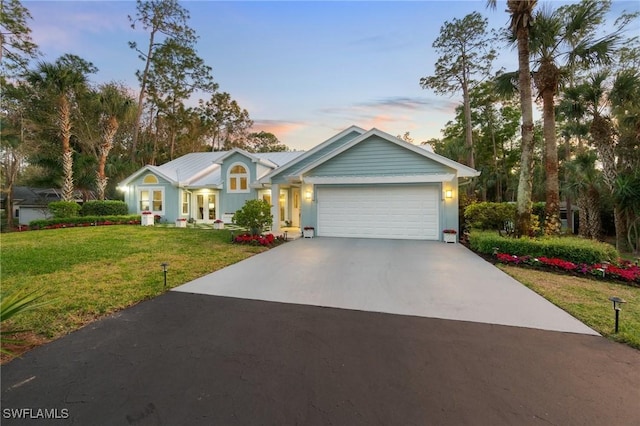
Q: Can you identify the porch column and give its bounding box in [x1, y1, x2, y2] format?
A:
[271, 184, 280, 233]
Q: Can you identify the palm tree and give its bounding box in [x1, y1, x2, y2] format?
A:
[26, 59, 88, 201]
[487, 0, 537, 236]
[564, 151, 601, 239]
[529, 0, 620, 236]
[96, 84, 134, 200]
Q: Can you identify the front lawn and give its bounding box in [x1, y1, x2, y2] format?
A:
[500, 265, 640, 349]
[1, 226, 267, 362]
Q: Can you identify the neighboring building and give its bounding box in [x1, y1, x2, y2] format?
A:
[119, 126, 480, 240]
[0, 187, 91, 225]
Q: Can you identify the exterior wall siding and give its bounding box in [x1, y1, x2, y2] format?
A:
[271, 130, 362, 184]
[307, 136, 452, 177]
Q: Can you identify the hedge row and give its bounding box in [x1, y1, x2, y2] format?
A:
[80, 200, 128, 216]
[468, 230, 619, 265]
[464, 201, 546, 231]
[29, 215, 141, 230]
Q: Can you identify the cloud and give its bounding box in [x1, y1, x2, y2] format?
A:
[250, 120, 307, 139]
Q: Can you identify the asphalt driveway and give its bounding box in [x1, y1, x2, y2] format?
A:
[176, 238, 597, 335]
[3, 238, 639, 425]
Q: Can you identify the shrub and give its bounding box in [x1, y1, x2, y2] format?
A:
[464, 202, 516, 230]
[48, 201, 81, 218]
[233, 199, 272, 235]
[29, 215, 141, 230]
[80, 200, 129, 216]
[469, 230, 619, 264]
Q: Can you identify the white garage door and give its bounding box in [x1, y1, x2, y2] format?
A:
[317, 186, 439, 240]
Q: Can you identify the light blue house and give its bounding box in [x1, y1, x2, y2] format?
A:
[119, 125, 479, 240]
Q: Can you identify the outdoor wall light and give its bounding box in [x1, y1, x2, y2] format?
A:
[445, 190, 453, 199]
[608, 296, 626, 333]
[304, 191, 312, 201]
[161, 262, 169, 288]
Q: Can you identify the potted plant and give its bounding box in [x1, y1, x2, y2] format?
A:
[175, 218, 187, 228]
[141, 211, 154, 226]
[443, 229, 457, 243]
[303, 226, 315, 238]
[213, 219, 224, 230]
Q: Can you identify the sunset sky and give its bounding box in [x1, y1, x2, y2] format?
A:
[25, 0, 640, 150]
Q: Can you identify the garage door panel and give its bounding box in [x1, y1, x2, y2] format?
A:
[317, 186, 439, 240]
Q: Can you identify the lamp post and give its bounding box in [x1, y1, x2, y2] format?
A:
[161, 262, 169, 288]
[608, 296, 626, 333]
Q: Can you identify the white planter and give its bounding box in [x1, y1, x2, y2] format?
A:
[175, 220, 187, 228]
[443, 233, 456, 243]
[141, 214, 154, 226]
[213, 222, 224, 230]
[303, 229, 314, 238]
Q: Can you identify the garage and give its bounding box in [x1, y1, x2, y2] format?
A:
[317, 186, 439, 240]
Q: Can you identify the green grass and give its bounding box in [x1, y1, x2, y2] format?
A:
[1, 226, 266, 342]
[499, 265, 640, 349]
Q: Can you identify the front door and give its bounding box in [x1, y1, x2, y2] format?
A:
[196, 193, 216, 222]
[291, 189, 300, 227]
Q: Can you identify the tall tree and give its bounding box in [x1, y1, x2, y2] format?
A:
[145, 38, 216, 160]
[0, 0, 39, 75]
[420, 12, 496, 169]
[197, 92, 253, 151]
[247, 131, 289, 153]
[488, 0, 537, 237]
[530, 0, 621, 235]
[96, 84, 135, 200]
[128, 0, 201, 162]
[25, 55, 95, 201]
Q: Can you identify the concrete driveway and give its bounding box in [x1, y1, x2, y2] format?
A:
[176, 238, 597, 335]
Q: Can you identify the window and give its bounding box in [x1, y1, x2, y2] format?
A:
[143, 174, 159, 184]
[182, 192, 189, 215]
[227, 163, 249, 193]
[139, 188, 164, 213]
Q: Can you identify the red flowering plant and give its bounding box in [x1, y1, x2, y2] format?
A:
[141, 211, 153, 215]
[443, 229, 457, 234]
[233, 233, 284, 247]
[495, 252, 640, 285]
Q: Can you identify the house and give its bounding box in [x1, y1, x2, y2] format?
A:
[119, 126, 480, 240]
[1, 187, 93, 226]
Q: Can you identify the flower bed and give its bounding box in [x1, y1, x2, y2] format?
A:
[495, 252, 640, 285]
[233, 233, 285, 247]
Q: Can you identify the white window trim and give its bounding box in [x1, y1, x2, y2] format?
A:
[138, 186, 165, 214]
[227, 161, 250, 193]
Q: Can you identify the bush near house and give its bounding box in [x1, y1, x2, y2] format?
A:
[80, 200, 128, 216]
[469, 230, 619, 265]
[464, 201, 545, 232]
[48, 201, 81, 218]
[233, 199, 273, 235]
[29, 215, 141, 230]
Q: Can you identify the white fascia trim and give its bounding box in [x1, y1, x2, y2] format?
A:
[303, 174, 456, 184]
[296, 128, 480, 178]
[118, 165, 177, 187]
[258, 125, 367, 184]
[183, 163, 221, 186]
[213, 147, 275, 167]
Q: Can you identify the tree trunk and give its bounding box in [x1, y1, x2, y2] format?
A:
[59, 96, 74, 202]
[131, 29, 156, 162]
[97, 116, 119, 200]
[515, 24, 535, 237]
[462, 81, 474, 169]
[586, 186, 601, 240]
[613, 206, 629, 252]
[577, 192, 589, 238]
[542, 85, 562, 235]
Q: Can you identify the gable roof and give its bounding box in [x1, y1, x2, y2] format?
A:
[260, 126, 480, 183]
[259, 125, 366, 183]
[118, 150, 306, 188]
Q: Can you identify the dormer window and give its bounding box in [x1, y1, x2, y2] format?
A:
[228, 163, 249, 193]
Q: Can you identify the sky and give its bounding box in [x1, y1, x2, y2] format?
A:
[23, 0, 640, 151]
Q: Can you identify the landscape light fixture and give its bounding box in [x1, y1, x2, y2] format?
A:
[445, 190, 453, 199]
[161, 262, 169, 288]
[608, 296, 626, 333]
